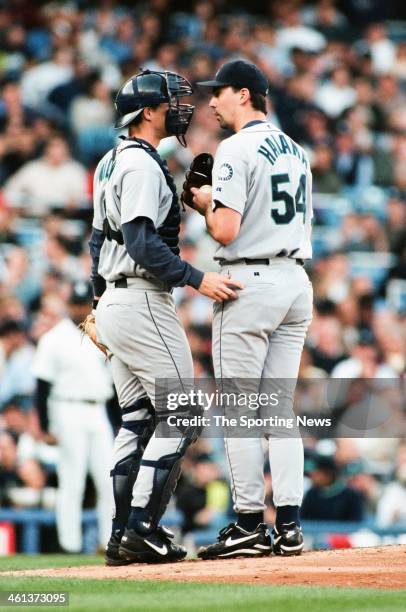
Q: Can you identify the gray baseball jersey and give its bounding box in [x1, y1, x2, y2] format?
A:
[212, 121, 312, 262]
[93, 140, 172, 282]
[92, 137, 196, 530]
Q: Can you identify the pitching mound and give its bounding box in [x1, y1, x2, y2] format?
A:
[6, 545, 406, 589]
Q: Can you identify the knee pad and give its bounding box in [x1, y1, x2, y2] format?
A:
[141, 436, 193, 529]
[157, 403, 203, 443]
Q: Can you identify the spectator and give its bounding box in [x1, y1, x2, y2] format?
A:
[69, 75, 114, 165]
[0, 319, 26, 378]
[331, 331, 398, 379]
[0, 431, 21, 505]
[2, 246, 40, 306]
[0, 319, 34, 408]
[311, 143, 343, 193]
[308, 312, 347, 374]
[341, 214, 388, 252]
[275, 4, 326, 53]
[4, 136, 88, 216]
[20, 47, 74, 109]
[0, 79, 39, 132]
[176, 451, 229, 534]
[363, 23, 396, 75]
[391, 42, 406, 81]
[70, 76, 113, 136]
[301, 453, 364, 522]
[302, 0, 348, 41]
[316, 66, 356, 118]
[0, 399, 29, 437]
[0, 430, 45, 507]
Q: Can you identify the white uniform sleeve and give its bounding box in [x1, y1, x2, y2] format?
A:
[120, 169, 161, 225]
[212, 140, 248, 215]
[32, 336, 58, 383]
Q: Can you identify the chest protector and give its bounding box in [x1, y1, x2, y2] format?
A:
[103, 137, 180, 256]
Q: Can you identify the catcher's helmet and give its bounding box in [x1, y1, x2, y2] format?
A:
[114, 69, 194, 145]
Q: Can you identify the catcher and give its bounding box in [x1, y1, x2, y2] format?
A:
[83, 69, 242, 566]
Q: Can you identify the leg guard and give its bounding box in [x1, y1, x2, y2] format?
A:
[111, 416, 154, 536]
[141, 437, 192, 530]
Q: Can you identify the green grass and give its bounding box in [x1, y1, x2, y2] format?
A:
[0, 556, 405, 612]
[0, 555, 102, 572]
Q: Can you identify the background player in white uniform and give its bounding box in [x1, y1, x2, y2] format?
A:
[90, 69, 242, 565]
[33, 281, 114, 553]
[191, 61, 313, 558]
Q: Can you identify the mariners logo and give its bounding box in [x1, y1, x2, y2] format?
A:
[218, 163, 233, 181]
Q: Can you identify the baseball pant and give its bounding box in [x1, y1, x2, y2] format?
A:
[96, 280, 194, 511]
[50, 400, 113, 552]
[212, 258, 313, 512]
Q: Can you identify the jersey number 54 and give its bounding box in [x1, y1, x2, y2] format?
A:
[271, 173, 307, 225]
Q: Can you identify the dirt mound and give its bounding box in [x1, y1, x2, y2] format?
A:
[7, 545, 406, 589]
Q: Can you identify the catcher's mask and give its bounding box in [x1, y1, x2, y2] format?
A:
[114, 69, 194, 146]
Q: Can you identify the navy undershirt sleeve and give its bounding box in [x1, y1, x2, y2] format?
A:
[122, 217, 203, 289]
[89, 227, 107, 297]
[36, 378, 51, 433]
[105, 391, 122, 434]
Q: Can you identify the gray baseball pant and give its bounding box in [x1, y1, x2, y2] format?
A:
[96, 278, 194, 510]
[212, 258, 313, 512]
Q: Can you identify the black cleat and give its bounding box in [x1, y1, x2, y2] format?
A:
[119, 524, 187, 564]
[197, 523, 272, 560]
[105, 533, 134, 566]
[272, 522, 304, 556]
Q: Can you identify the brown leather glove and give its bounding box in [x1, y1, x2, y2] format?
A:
[78, 313, 108, 356]
[181, 152, 214, 210]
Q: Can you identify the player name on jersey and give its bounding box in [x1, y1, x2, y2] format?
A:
[258, 133, 309, 168]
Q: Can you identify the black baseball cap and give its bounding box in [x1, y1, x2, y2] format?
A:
[197, 60, 269, 96]
[69, 281, 93, 305]
[0, 319, 26, 337]
[304, 453, 337, 475]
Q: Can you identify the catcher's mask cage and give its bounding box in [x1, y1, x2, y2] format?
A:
[114, 69, 194, 146]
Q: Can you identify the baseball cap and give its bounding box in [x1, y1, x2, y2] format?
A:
[197, 60, 269, 96]
[69, 281, 93, 305]
[0, 319, 26, 337]
[304, 452, 337, 475]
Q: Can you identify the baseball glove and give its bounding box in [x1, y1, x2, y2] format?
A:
[181, 152, 214, 210]
[79, 313, 108, 356]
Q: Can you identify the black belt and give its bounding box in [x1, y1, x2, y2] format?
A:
[228, 257, 304, 267]
[114, 278, 128, 288]
[114, 277, 172, 291]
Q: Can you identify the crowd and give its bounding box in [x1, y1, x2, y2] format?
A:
[0, 0, 405, 550]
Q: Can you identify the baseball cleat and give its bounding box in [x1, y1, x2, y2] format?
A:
[105, 533, 134, 566]
[197, 522, 272, 560]
[272, 522, 304, 556]
[119, 524, 187, 564]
